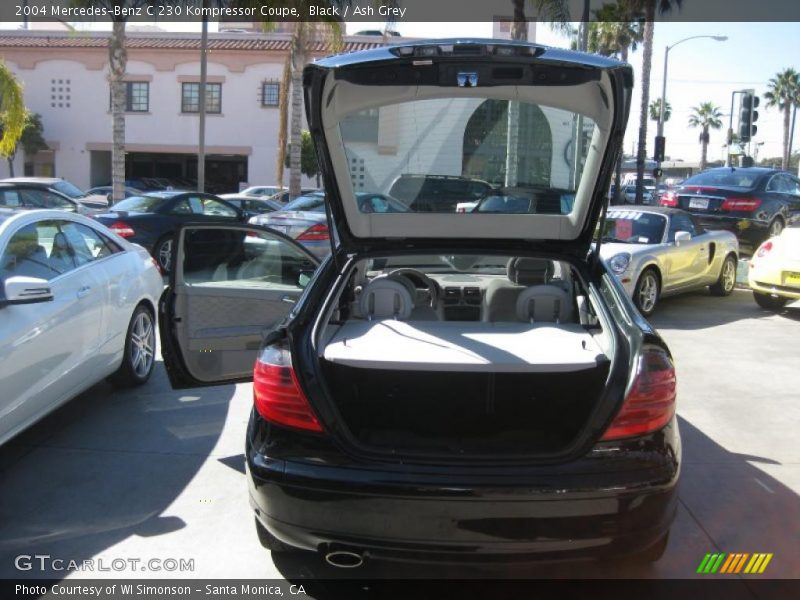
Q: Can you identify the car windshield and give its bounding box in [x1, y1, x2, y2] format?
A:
[111, 195, 167, 212]
[339, 97, 597, 215]
[682, 170, 759, 189]
[602, 210, 667, 244]
[283, 194, 326, 213]
[51, 180, 87, 199]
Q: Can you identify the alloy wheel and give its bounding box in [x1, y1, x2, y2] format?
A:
[722, 258, 737, 293]
[769, 219, 783, 238]
[129, 310, 155, 378]
[638, 273, 658, 314]
[158, 239, 172, 272]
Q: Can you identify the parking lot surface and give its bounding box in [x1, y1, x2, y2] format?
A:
[1, 289, 798, 583]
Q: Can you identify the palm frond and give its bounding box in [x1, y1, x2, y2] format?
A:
[0, 61, 26, 158]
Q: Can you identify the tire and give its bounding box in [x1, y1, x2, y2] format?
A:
[109, 305, 156, 388]
[635, 531, 670, 563]
[709, 254, 737, 296]
[753, 291, 787, 311]
[254, 517, 292, 552]
[154, 235, 174, 273]
[634, 268, 660, 317]
[767, 217, 784, 239]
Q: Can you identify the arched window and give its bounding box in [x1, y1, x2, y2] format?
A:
[462, 100, 553, 188]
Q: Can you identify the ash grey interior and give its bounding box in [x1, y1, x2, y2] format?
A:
[316, 255, 615, 456]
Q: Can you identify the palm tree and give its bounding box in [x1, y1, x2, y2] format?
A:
[688, 102, 723, 170]
[764, 68, 800, 171]
[0, 61, 27, 163]
[649, 99, 671, 123]
[275, 19, 343, 200]
[631, 0, 683, 204]
[585, 3, 644, 203]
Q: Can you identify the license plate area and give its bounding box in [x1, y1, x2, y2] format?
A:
[784, 272, 800, 288]
[689, 197, 710, 210]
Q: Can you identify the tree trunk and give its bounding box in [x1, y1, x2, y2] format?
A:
[504, 0, 526, 188]
[614, 47, 630, 205]
[275, 57, 291, 189]
[783, 104, 791, 171]
[635, 5, 655, 205]
[288, 25, 307, 201]
[510, 0, 526, 40]
[109, 20, 127, 205]
[700, 127, 708, 170]
[7, 156, 14, 178]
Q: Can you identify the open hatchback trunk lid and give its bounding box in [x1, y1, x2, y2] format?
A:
[304, 39, 633, 255]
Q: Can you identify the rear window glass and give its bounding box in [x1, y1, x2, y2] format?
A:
[682, 170, 758, 189]
[112, 195, 166, 212]
[51, 180, 86, 199]
[283, 195, 326, 213]
[340, 97, 597, 215]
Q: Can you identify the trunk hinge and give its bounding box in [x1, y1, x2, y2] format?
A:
[593, 194, 611, 267]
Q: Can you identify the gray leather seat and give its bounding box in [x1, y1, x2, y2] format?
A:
[484, 257, 552, 322]
[359, 276, 414, 320]
[516, 284, 572, 323]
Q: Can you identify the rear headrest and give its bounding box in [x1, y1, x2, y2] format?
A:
[516, 284, 572, 323]
[359, 276, 414, 320]
[507, 257, 551, 286]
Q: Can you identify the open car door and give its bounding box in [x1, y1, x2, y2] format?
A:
[159, 224, 320, 389]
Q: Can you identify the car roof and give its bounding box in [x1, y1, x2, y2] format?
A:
[608, 206, 687, 217]
[694, 166, 780, 176]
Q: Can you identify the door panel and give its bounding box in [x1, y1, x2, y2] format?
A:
[664, 214, 706, 289]
[161, 224, 319, 387]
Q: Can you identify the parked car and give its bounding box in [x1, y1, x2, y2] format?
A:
[267, 188, 319, 204]
[91, 191, 244, 272]
[471, 189, 575, 214]
[388, 174, 493, 212]
[86, 185, 144, 203]
[600, 207, 739, 316]
[240, 185, 286, 198]
[0, 208, 163, 445]
[659, 167, 800, 252]
[159, 40, 680, 565]
[0, 182, 92, 215]
[249, 191, 407, 258]
[219, 193, 282, 218]
[748, 219, 800, 310]
[0, 177, 108, 209]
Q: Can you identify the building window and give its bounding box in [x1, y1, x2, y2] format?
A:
[262, 81, 280, 107]
[181, 82, 221, 113]
[126, 82, 149, 112]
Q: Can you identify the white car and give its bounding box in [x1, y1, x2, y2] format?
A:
[0, 209, 163, 445]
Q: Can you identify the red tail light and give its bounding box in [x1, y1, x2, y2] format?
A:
[721, 197, 761, 212]
[253, 341, 323, 433]
[659, 192, 678, 207]
[601, 347, 676, 441]
[297, 223, 329, 241]
[756, 241, 773, 258]
[109, 221, 135, 237]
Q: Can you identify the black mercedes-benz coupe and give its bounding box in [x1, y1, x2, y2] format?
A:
[159, 39, 680, 567]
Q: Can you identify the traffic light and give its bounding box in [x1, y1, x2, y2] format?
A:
[653, 135, 666, 162]
[739, 93, 759, 142]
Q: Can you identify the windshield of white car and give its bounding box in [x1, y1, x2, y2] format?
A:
[602, 211, 666, 244]
[340, 97, 596, 215]
[283, 194, 326, 213]
[52, 180, 87, 199]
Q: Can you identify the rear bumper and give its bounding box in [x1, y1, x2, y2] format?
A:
[691, 214, 768, 248]
[247, 420, 681, 563]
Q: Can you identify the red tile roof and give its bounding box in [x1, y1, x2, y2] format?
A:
[0, 33, 386, 53]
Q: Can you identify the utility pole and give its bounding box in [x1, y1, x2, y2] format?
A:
[197, 0, 208, 193]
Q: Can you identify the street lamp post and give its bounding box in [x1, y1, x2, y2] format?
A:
[656, 35, 727, 187]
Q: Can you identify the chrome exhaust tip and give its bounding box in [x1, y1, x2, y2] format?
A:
[324, 549, 364, 568]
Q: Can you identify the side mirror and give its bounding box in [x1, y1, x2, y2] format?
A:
[2, 276, 54, 307]
[674, 231, 692, 245]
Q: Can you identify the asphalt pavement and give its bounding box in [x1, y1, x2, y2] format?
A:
[0, 289, 798, 586]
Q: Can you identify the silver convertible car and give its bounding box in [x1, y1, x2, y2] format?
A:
[599, 206, 739, 315]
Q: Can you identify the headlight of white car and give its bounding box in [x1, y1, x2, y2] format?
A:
[608, 253, 631, 274]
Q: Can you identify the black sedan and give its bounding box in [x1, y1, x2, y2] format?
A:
[219, 193, 283, 219]
[91, 191, 244, 272]
[659, 167, 800, 251]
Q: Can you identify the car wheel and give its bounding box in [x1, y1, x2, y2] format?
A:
[109, 305, 156, 388]
[768, 217, 784, 239]
[753, 291, 787, 311]
[634, 268, 660, 316]
[254, 518, 293, 553]
[709, 254, 737, 296]
[154, 236, 173, 273]
[635, 530, 670, 563]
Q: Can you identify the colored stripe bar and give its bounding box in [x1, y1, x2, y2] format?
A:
[697, 553, 713, 573]
[744, 554, 760, 574]
[733, 553, 749, 573]
[710, 553, 726, 573]
[758, 553, 773, 574]
[720, 554, 736, 574]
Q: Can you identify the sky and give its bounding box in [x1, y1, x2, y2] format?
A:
[2, 19, 797, 165]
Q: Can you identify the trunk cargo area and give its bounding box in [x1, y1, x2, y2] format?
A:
[320, 361, 609, 456]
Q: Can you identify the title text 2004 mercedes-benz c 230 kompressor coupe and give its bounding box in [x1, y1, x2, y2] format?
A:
[159, 40, 681, 566]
